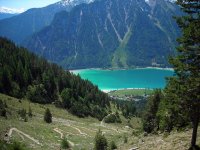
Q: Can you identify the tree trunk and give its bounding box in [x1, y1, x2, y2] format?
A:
[191, 117, 199, 147]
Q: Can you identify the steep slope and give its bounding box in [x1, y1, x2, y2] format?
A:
[0, 37, 110, 119]
[0, 13, 16, 20]
[0, 0, 94, 44]
[25, 0, 181, 69]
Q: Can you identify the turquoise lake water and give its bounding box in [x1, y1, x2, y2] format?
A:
[72, 68, 174, 90]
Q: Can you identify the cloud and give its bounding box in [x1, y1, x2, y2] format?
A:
[0, 6, 25, 14]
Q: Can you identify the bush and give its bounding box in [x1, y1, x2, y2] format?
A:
[61, 137, 70, 149]
[94, 130, 108, 150]
[0, 99, 7, 117]
[104, 113, 121, 123]
[109, 141, 117, 150]
[0, 140, 27, 150]
[18, 108, 26, 120]
[28, 106, 32, 118]
[124, 135, 128, 143]
[44, 108, 52, 123]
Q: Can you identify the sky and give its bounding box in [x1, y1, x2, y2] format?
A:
[0, 0, 60, 10]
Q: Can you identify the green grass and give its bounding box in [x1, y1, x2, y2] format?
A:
[0, 93, 198, 150]
[111, 28, 132, 68]
[0, 93, 136, 150]
[108, 88, 154, 97]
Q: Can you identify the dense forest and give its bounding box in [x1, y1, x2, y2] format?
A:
[142, 0, 200, 149]
[0, 37, 110, 120]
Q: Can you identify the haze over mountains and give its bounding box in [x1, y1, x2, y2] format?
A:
[0, 6, 24, 20]
[0, 0, 93, 43]
[0, 0, 181, 69]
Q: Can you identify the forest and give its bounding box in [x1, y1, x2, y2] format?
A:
[142, 0, 200, 149]
[0, 37, 110, 120]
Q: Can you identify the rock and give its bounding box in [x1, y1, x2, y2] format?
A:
[129, 147, 139, 150]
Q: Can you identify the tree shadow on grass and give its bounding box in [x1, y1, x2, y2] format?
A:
[188, 145, 200, 150]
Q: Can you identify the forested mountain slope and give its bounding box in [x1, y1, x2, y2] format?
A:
[25, 0, 182, 69]
[0, 37, 110, 119]
[0, 0, 94, 44]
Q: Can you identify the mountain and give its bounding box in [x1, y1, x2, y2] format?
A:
[0, 0, 94, 44]
[0, 6, 24, 20]
[0, 6, 25, 14]
[25, 0, 181, 69]
[0, 13, 16, 20]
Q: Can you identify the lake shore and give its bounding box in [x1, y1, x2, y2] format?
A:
[101, 88, 152, 93]
[70, 67, 174, 90]
[70, 67, 174, 73]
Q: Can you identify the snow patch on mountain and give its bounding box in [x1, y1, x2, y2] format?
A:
[57, 0, 94, 7]
[145, 0, 176, 3]
[0, 6, 25, 14]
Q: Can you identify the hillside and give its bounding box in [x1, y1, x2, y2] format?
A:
[0, 93, 199, 150]
[0, 37, 110, 120]
[0, 0, 93, 44]
[0, 13, 16, 20]
[25, 0, 181, 69]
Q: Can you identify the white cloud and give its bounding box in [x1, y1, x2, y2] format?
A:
[0, 6, 25, 14]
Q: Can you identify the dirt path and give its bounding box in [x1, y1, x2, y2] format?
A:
[67, 140, 75, 147]
[78, 126, 97, 133]
[53, 128, 64, 139]
[53, 128, 75, 147]
[100, 113, 115, 126]
[63, 124, 90, 137]
[51, 116, 90, 137]
[8, 128, 41, 145]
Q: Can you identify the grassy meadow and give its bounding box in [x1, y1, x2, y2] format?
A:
[0, 93, 199, 150]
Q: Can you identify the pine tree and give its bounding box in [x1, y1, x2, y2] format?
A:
[167, 0, 200, 148]
[94, 130, 108, 150]
[0, 99, 6, 117]
[28, 106, 32, 118]
[142, 89, 163, 133]
[44, 108, 52, 123]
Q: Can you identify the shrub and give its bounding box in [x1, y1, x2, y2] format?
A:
[0, 99, 7, 117]
[109, 141, 117, 150]
[28, 106, 32, 117]
[18, 108, 26, 120]
[104, 113, 121, 123]
[94, 130, 108, 150]
[61, 137, 70, 149]
[44, 108, 52, 123]
[124, 136, 128, 143]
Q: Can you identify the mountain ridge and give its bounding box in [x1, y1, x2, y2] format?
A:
[25, 0, 181, 69]
[0, 0, 94, 44]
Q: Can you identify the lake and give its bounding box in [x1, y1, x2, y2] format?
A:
[72, 68, 174, 91]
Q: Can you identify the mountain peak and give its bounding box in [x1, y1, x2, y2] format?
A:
[57, 0, 94, 7]
[0, 6, 25, 14]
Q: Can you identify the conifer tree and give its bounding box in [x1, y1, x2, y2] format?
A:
[94, 130, 108, 150]
[142, 89, 163, 133]
[44, 108, 52, 123]
[167, 0, 200, 148]
[28, 106, 32, 118]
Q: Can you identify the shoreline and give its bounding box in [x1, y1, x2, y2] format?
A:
[101, 88, 153, 93]
[70, 67, 174, 73]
